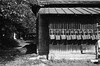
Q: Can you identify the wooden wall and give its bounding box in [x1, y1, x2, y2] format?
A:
[38, 14, 100, 55]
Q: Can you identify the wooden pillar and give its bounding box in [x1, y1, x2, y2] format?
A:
[38, 15, 49, 56]
[95, 42, 98, 59]
[80, 44, 83, 54]
[80, 40, 83, 54]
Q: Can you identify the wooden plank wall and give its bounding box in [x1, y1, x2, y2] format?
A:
[49, 44, 96, 54]
[38, 14, 100, 55]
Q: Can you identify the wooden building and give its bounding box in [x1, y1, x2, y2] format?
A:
[37, 0, 100, 59]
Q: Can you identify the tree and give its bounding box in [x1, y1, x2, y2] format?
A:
[0, 0, 38, 48]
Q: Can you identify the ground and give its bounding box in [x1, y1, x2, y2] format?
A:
[0, 40, 100, 66]
[0, 52, 100, 66]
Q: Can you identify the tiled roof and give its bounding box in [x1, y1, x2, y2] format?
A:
[39, 7, 100, 14]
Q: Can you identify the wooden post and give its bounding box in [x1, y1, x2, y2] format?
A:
[80, 40, 84, 54]
[95, 43, 98, 59]
[80, 44, 83, 54]
[38, 15, 49, 55]
[96, 23, 99, 59]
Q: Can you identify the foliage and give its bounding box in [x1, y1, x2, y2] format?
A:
[0, 0, 37, 34]
[0, 0, 38, 49]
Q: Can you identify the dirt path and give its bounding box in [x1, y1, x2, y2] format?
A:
[0, 54, 99, 66]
